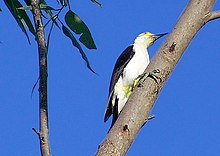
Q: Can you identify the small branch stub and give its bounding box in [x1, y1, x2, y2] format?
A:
[206, 11, 220, 23]
[169, 42, 177, 52]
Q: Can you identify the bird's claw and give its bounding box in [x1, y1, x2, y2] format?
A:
[137, 72, 147, 80]
[148, 69, 161, 84]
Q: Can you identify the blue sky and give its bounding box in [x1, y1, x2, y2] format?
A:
[1, 0, 220, 155]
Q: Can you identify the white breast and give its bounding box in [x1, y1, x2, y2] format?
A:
[122, 43, 150, 86]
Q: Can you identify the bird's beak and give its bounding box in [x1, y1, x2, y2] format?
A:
[153, 33, 168, 40]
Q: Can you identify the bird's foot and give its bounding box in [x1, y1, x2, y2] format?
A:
[137, 72, 147, 80]
[148, 69, 161, 84]
[135, 72, 148, 88]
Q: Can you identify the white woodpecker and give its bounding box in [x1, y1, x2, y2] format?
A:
[104, 32, 167, 128]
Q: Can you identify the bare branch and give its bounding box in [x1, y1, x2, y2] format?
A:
[31, 0, 51, 155]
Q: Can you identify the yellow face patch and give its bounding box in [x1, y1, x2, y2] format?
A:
[144, 32, 154, 36]
[138, 32, 154, 37]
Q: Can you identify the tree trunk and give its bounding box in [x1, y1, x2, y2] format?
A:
[96, 0, 220, 155]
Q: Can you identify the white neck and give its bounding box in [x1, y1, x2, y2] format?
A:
[134, 37, 148, 49]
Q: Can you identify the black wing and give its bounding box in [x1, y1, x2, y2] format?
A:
[108, 45, 135, 95]
[104, 45, 135, 122]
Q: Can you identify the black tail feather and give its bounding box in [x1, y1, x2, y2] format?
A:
[108, 98, 119, 132]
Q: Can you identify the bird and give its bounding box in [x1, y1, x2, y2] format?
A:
[104, 32, 167, 128]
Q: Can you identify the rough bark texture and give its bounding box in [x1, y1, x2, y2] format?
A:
[31, 0, 51, 156]
[96, 0, 219, 155]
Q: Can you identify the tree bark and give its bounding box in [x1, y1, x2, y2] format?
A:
[96, 0, 220, 155]
[31, 0, 51, 156]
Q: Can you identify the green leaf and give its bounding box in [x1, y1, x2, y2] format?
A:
[4, 0, 35, 44]
[65, 10, 97, 49]
[91, 0, 102, 7]
[62, 25, 96, 73]
[24, 0, 31, 5]
[40, 3, 55, 10]
[17, 5, 32, 10]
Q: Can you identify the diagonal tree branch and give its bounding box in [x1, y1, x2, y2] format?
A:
[31, 0, 51, 156]
[96, 0, 219, 155]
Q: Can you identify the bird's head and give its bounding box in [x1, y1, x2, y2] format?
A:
[134, 32, 168, 48]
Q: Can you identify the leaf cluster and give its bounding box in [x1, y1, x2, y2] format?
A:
[3, 0, 101, 73]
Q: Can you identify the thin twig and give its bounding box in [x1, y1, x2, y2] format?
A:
[32, 128, 40, 137]
[31, 0, 51, 155]
[31, 77, 39, 98]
